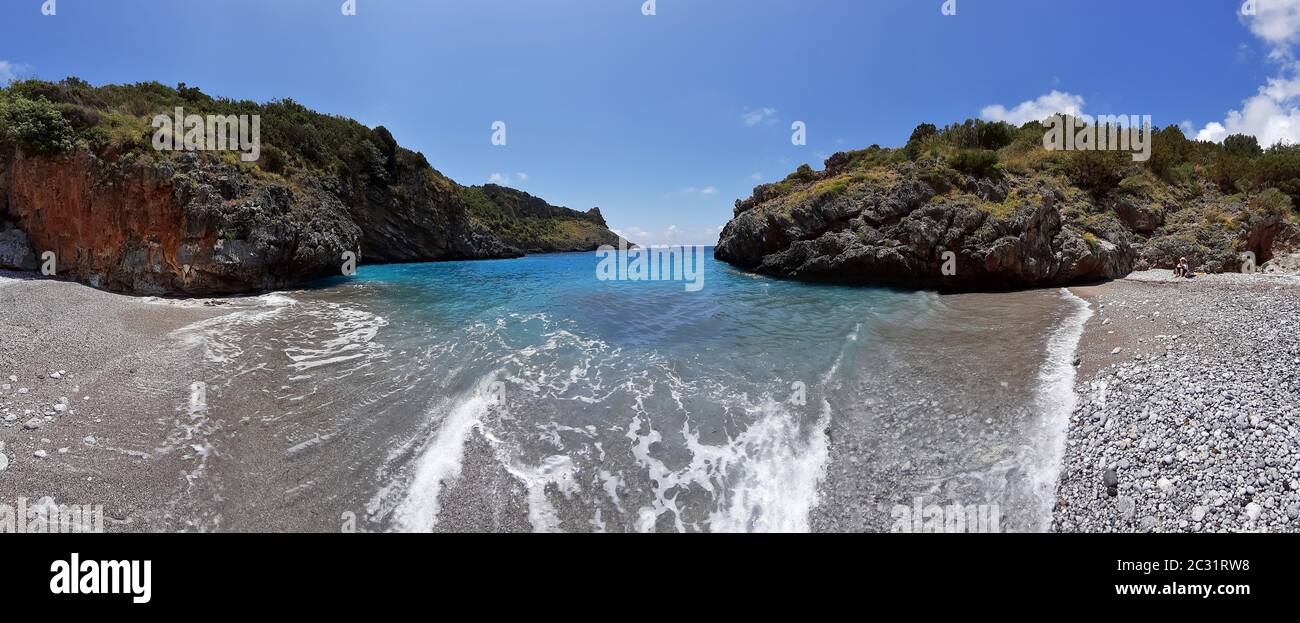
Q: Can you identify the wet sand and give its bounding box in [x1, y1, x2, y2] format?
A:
[810, 288, 1089, 533]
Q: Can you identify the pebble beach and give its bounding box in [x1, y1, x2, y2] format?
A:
[1053, 270, 1300, 532]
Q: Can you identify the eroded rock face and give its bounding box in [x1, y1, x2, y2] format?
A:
[1135, 200, 1289, 273]
[0, 148, 518, 295]
[0, 220, 37, 270]
[715, 164, 1135, 291]
[342, 167, 518, 263]
[1114, 199, 1163, 234]
[3, 150, 357, 295]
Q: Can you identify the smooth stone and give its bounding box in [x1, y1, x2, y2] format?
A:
[1117, 496, 1136, 520]
[1246, 503, 1263, 522]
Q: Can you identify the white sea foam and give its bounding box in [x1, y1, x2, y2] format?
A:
[170, 292, 298, 364]
[705, 325, 855, 532]
[618, 394, 830, 533]
[620, 325, 856, 533]
[283, 303, 388, 372]
[381, 308, 852, 534]
[389, 373, 500, 533]
[495, 453, 580, 533]
[1029, 288, 1093, 530]
[706, 399, 832, 532]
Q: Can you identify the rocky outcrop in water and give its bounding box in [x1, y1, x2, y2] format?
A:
[716, 146, 1297, 290]
[716, 160, 1135, 290]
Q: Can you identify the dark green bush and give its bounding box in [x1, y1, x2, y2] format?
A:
[939, 119, 1018, 151]
[260, 145, 288, 174]
[1212, 151, 1252, 193]
[1068, 150, 1129, 197]
[1145, 125, 1192, 182]
[950, 149, 999, 177]
[0, 94, 76, 154]
[1223, 134, 1262, 158]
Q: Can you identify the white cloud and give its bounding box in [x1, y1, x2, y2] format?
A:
[750, 173, 762, 180]
[742, 107, 777, 126]
[0, 60, 30, 82]
[612, 224, 717, 247]
[611, 226, 653, 242]
[979, 90, 1086, 125]
[1195, 73, 1300, 145]
[1194, 4, 1300, 146]
[1196, 122, 1228, 143]
[675, 186, 719, 196]
[487, 172, 528, 185]
[1244, 0, 1300, 58]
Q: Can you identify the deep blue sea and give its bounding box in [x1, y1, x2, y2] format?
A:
[168, 251, 1090, 532]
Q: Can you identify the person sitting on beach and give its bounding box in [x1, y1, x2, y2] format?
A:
[1174, 257, 1195, 279]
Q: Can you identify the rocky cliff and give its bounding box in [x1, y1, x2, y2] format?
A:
[460, 184, 621, 253]
[716, 121, 1299, 290]
[0, 78, 622, 295]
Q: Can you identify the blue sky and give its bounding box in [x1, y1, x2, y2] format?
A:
[1, 0, 1295, 245]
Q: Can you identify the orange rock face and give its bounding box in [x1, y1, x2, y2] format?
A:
[5, 150, 204, 294]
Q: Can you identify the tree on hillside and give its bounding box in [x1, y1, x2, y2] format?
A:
[1223, 134, 1262, 158]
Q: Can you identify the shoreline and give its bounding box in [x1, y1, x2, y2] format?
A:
[7, 267, 1300, 532]
[1054, 270, 1300, 532]
[1028, 288, 1093, 532]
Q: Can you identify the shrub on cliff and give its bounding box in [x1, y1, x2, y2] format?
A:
[903, 123, 938, 159]
[372, 126, 398, 172]
[1250, 145, 1300, 207]
[938, 119, 1018, 151]
[1251, 187, 1293, 217]
[1145, 125, 1194, 182]
[1067, 149, 1130, 197]
[260, 145, 289, 175]
[950, 149, 1000, 177]
[0, 94, 75, 155]
[1212, 151, 1253, 194]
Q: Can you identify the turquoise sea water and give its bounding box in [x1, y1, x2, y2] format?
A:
[170, 251, 1089, 532]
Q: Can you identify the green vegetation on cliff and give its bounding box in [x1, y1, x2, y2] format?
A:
[0, 77, 447, 184]
[460, 184, 620, 253]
